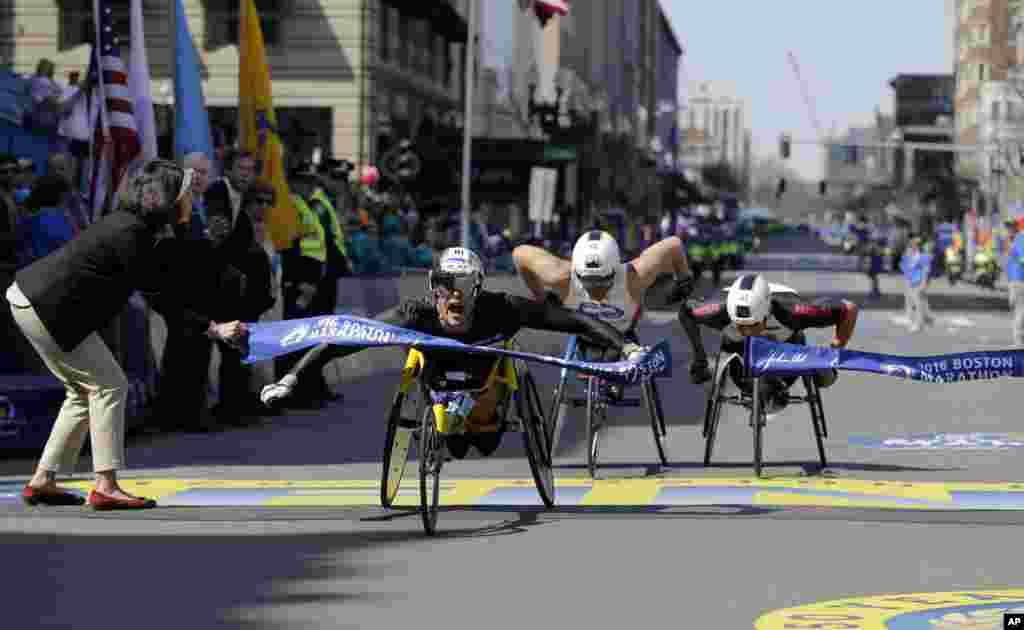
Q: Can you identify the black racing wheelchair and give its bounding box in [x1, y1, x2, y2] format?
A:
[701, 345, 830, 478]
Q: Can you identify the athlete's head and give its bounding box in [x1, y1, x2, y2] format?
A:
[429, 247, 485, 332]
[571, 230, 621, 299]
[726, 274, 772, 337]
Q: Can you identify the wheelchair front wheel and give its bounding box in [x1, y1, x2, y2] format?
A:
[518, 368, 556, 507]
[419, 404, 443, 536]
[643, 378, 670, 466]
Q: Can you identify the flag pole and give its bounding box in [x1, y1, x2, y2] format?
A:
[459, 0, 476, 249]
[169, 0, 176, 156]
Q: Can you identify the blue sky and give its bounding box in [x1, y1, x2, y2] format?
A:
[661, 0, 956, 180]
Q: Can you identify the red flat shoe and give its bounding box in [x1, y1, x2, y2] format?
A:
[22, 486, 86, 506]
[87, 490, 157, 511]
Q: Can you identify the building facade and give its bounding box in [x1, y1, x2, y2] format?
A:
[4, 0, 474, 171]
[954, 0, 1020, 178]
[678, 80, 747, 177]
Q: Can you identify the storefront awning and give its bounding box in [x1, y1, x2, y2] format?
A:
[383, 0, 469, 43]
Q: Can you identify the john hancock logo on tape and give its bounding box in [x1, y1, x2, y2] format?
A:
[755, 349, 809, 373]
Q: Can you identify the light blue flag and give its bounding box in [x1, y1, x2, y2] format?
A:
[173, 0, 214, 166]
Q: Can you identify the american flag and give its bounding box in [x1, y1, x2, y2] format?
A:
[88, 0, 141, 219]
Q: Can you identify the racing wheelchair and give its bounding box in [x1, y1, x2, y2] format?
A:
[380, 338, 554, 536]
[549, 335, 669, 478]
[702, 349, 830, 478]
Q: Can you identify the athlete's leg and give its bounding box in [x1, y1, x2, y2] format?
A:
[512, 244, 572, 301]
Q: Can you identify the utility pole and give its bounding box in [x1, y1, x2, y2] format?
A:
[460, 0, 477, 249]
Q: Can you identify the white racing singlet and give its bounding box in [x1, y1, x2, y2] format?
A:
[720, 282, 798, 344]
[564, 263, 643, 334]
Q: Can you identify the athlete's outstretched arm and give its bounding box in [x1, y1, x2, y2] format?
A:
[260, 308, 411, 405]
[628, 236, 691, 296]
[510, 294, 626, 351]
[512, 244, 572, 301]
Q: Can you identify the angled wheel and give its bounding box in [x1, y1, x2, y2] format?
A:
[803, 376, 828, 469]
[419, 403, 443, 536]
[752, 378, 765, 478]
[380, 386, 421, 507]
[643, 378, 670, 466]
[704, 354, 735, 466]
[518, 366, 556, 507]
[585, 377, 603, 479]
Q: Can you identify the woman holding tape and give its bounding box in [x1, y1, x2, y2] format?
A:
[5, 159, 248, 510]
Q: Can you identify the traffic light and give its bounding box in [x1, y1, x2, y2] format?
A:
[819, 180, 827, 196]
[776, 177, 787, 199]
[779, 134, 791, 159]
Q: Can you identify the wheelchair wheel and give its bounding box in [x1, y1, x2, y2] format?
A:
[703, 356, 730, 466]
[547, 371, 569, 455]
[518, 367, 556, 507]
[585, 377, 604, 478]
[381, 387, 421, 508]
[751, 379, 765, 478]
[643, 378, 670, 466]
[418, 403, 443, 536]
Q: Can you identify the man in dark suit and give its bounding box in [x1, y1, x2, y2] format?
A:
[201, 148, 267, 424]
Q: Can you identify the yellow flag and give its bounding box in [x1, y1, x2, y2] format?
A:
[239, 0, 299, 251]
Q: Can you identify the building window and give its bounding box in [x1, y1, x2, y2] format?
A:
[59, 0, 131, 51]
[993, 100, 1001, 121]
[207, 1, 284, 51]
[979, 63, 989, 81]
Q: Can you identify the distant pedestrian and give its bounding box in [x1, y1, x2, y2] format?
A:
[900, 236, 933, 333]
[1005, 217, 1024, 347]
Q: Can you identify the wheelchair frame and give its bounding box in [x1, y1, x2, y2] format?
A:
[702, 351, 830, 478]
[380, 338, 555, 536]
[549, 335, 670, 479]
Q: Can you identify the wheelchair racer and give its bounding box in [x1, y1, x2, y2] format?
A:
[260, 247, 643, 459]
[513, 230, 693, 396]
[513, 230, 694, 331]
[679, 274, 859, 412]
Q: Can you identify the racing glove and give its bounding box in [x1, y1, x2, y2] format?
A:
[260, 374, 297, 407]
[666, 273, 696, 304]
[622, 342, 649, 362]
[689, 358, 711, 384]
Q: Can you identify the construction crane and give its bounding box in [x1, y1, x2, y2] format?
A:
[787, 51, 826, 143]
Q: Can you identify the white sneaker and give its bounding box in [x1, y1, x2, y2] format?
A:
[260, 374, 296, 406]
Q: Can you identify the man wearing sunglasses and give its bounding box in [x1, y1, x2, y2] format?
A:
[260, 247, 644, 459]
[678, 273, 858, 414]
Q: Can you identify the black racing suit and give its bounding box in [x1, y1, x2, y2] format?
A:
[678, 292, 847, 406]
[282, 290, 627, 457]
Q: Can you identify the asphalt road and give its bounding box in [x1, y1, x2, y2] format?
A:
[3, 270, 1024, 629]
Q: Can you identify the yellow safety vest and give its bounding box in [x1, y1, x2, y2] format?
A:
[293, 194, 326, 263]
[310, 188, 348, 258]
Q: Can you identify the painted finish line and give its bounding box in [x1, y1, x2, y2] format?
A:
[850, 433, 1024, 450]
[1, 478, 1023, 510]
[755, 590, 1024, 629]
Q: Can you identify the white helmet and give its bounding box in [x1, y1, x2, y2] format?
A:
[726, 274, 772, 325]
[571, 230, 621, 294]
